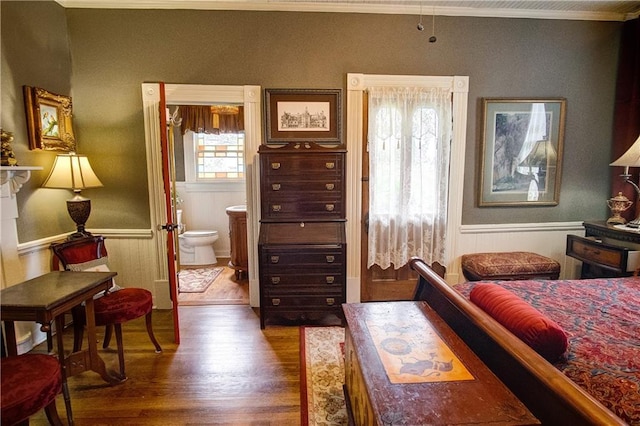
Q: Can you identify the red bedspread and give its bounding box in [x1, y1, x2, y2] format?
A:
[456, 277, 640, 425]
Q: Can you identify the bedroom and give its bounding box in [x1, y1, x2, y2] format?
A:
[3, 0, 635, 301]
[2, 0, 638, 357]
[0, 0, 638, 422]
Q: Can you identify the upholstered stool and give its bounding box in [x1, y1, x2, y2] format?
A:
[461, 251, 560, 281]
[1, 354, 63, 426]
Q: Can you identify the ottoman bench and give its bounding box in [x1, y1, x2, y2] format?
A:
[461, 251, 560, 281]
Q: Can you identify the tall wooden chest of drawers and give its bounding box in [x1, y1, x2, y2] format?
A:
[258, 142, 346, 328]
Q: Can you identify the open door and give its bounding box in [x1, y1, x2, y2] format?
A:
[158, 82, 181, 344]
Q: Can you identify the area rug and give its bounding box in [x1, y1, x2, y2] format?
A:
[300, 326, 348, 426]
[178, 267, 223, 293]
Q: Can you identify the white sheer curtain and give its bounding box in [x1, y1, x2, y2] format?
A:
[367, 86, 452, 270]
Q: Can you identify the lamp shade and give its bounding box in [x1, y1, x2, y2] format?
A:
[522, 140, 557, 167]
[42, 153, 103, 190]
[610, 134, 640, 168]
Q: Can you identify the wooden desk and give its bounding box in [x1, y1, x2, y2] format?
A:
[343, 301, 539, 425]
[1, 271, 124, 425]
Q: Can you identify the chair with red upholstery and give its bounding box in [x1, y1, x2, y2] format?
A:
[1, 354, 64, 426]
[50, 235, 162, 380]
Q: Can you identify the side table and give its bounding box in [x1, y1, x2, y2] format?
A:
[1, 271, 125, 425]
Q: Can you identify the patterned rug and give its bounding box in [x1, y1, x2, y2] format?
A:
[178, 267, 223, 293]
[300, 326, 348, 426]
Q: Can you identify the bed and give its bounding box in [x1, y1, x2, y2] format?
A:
[409, 257, 639, 425]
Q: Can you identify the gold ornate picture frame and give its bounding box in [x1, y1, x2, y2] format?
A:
[479, 98, 566, 206]
[23, 86, 76, 151]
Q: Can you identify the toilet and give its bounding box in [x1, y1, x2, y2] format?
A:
[176, 209, 219, 266]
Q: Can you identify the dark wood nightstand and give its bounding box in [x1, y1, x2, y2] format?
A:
[566, 221, 640, 278]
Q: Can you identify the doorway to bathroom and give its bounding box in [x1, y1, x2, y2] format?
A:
[168, 105, 250, 307]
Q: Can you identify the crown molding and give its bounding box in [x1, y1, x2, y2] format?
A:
[54, 0, 638, 22]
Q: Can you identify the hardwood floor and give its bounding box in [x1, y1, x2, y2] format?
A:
[178, 262, 250, 306]
[29, 305, 302, 425]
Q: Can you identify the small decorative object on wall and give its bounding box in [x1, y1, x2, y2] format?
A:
[479, 98, 566, 206]
[23, 86, 76, 152]
[1, 129, 18, 166]
[264, 88, 341, 144]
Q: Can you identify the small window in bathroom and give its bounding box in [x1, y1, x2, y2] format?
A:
[194, 132, 245, 180]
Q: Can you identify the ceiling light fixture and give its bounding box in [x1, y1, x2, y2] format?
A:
[429, 7, 437, 43]
[417, 4, 424, 31]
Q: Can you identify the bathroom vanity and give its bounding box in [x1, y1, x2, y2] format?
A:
[257, 142, 346, 328]
[226, 205, 248, 280]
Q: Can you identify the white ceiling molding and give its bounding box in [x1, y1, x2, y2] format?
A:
[55, 0, 640, 22]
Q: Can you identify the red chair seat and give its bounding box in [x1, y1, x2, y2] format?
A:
[94, 288, 153, 325]
[1, 354, 62, 425]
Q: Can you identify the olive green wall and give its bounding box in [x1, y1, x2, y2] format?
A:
[3, 3, 620, 242]
[1, 1, 75, 240]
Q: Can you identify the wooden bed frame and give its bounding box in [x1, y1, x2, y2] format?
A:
[409, 257, 626, 425]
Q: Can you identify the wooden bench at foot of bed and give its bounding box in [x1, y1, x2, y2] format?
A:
[409, 257, 626, 426]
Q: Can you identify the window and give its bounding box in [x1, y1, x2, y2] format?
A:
[370, 105, 439, 217]
[192, 132, 245, 180]
[367, 86, 452, 269]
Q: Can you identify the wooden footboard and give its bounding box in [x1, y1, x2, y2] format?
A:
[409, 257, 626, 426]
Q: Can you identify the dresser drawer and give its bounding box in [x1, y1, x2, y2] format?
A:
[263, 179, 343, 194]
[262, 272, 344, 288]
[262, 154, 343, 177]
[264, 294, 344, 309]
[566, 234, 640, 273]
[263, 200, 344, 220]
[261, 248, 344, 267]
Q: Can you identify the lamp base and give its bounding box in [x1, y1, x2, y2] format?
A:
[67, 230, 94, 240]
[66, 194, 92, 239]
[626, 216, 640, 228]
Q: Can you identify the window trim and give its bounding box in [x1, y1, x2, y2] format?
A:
[346, 73, 469, 291]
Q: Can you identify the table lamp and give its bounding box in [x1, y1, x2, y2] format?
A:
[42, 153, 103, 239]
[610, 134, 640, 227]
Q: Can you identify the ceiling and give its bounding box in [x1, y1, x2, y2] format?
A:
[55, 0, 640, 21]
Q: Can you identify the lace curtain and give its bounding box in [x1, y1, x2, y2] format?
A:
[367, 86, 452, 270]
[178, 105, 244, 135]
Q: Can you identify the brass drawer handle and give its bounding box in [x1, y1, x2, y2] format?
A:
[326, 298, 335, 306]
[270, 255, 280, 264]
[325, 162, 335, 169]
[326, 276, 335, 284]
[271, 162, 281, 170]
[272, 298, 280, 306]
[272, 205, 281, 212]
[272, 183, 281, 191]
[326, 255, 335, 263]
[271, 276, 280, 284]
[325, 204, 335, 211]
[325, 183, 335, 190]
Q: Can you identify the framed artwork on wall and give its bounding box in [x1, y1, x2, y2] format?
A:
[478, 98, 566, 207]
[264, 88, 342, 144]
[23, 86, 76, 151]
